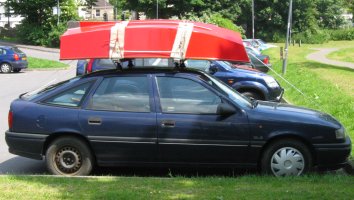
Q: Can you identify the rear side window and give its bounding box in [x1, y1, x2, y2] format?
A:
[88, 76, 150, 112]
[43, 82, 92, 107]
[0, 49, 6, 55]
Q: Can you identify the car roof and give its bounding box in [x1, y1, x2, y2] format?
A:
[82, 67, 206, 78]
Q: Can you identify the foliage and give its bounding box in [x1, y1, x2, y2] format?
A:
[0, 175, 353, 199]
[28, 57, 69, 69]
[328, 28, 354, 41]
[6, 0, 79, 47]
[292, 29, 330, 44]
[316, 0, 346, 29]
[182, 12, 245, 36]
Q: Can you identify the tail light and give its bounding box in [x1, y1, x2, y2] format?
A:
[8, 111, 13, 130]
[263, 57, 269, 64]
[13, 54, 20, 61]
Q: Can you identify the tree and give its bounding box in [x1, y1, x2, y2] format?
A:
[315, 0, 346, 29]
[6, 0, 79, 47]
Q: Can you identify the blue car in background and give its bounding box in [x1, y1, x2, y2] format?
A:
[185, 60, 283, 101]
[0, 46, 28, 73]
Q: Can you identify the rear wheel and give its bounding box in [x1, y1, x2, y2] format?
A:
[261, 139, 313, 176]
[0, 63, 12, 73]
[46, 137, 93, 176]
[241, 91, 263, 101]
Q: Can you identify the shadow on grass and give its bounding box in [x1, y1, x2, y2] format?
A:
[302, 60, 354, 73]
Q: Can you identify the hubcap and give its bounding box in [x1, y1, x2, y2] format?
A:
[1, 64, 11, 73]
[270, 147, 305, 176]
[55, 146, 82, 174]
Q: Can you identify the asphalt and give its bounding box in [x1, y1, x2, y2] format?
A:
[306, 48, 354, 69]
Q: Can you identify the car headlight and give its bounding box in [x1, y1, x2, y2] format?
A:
[264, 76, 279, 88]
[335, 127, 346, 139]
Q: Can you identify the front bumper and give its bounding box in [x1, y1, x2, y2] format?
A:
[5, 131, 48, 160]
[313, 136, 352, 170]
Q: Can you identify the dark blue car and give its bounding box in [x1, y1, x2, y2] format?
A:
[0, 46, 28, 73]
[185, 60, 283, 101]
[5, 68, 351, 176]
[77, 59, 283, 101]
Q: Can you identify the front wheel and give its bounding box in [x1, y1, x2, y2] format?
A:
[241, 91, 263, 101]
[261, 139, 313, 176]
[46, 137, 94, 176]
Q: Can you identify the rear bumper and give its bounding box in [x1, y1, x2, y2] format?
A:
[313, 136, 352, 170]
[5, 131, 48, 160]
[10, 60, 28, 69]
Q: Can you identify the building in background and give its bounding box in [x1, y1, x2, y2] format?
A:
[78, 0, 114, 21]
[0, 0, 23, 28]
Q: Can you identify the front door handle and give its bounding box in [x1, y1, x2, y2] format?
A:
[161, 120, 175, 128]
[88, 117, 102, 125]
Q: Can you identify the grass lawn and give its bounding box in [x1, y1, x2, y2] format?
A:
[327, 47, 354, 63]
[27, 57, 69, 69]
[264, 41, 354, 155]
[0, 175, 353, 199]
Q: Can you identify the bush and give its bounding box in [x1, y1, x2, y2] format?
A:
[328, 28, 354, 40]
[292, 29, 330, 44]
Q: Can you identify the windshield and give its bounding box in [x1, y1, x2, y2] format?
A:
[199, 72, 252, 108]
[215, 61, 234, 71]
[21, 77, 81, 100]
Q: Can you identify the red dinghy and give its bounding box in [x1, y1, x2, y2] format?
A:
[60, 20, 249, 63]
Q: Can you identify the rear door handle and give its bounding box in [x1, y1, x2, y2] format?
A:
[161, 120, 175, 128]
[88, 117, 102, 125]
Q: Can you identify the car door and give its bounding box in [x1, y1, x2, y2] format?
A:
[79, 75, 157, 165]
[154, 75, 250, 164]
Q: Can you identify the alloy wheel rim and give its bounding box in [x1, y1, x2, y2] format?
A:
[1, 64, 10, 73]
[55, 146, 82, 174]
[270, 147, 305, 176]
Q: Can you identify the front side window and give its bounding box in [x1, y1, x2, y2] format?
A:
[44, 82, 92, 107]
[156, 77, 221, 114]
[89, 76, 150, 112]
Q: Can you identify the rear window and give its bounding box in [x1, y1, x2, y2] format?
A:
[11, 47, 24, 54]
[21, 77, 81, 101]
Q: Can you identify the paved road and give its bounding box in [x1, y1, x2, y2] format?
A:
[307, 48, 354, 69]
[0, 47, 77, 174]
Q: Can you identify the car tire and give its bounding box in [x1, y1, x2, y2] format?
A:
[13, 69, 21, 73]
[46, 137, 94, 176]
[0, 63, 12, 73]
[261, 139, 313, 176]
[241, 91, 263, 100]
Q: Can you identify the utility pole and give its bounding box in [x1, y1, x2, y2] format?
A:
[282, 0, 293, 75]
[156, 0, 159, 19]
[252, 0, 255, 41]
[57, 0, 60, 26]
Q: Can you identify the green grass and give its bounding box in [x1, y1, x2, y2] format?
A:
[28, 57, 69, 69]
[264, 41, 354, 155]
[0, 175, 352, 199]
[327, 47, 354, 63]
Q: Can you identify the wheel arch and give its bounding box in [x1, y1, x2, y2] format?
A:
[42, 132, 96, 163]
[258, 134, 317, 168]
[237, 87, 266, 100]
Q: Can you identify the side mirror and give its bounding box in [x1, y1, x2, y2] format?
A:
[209, 65, 218, 74]
[217, 102, 236, 116]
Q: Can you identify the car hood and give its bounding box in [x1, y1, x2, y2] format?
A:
[251, 101, 341, 128]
